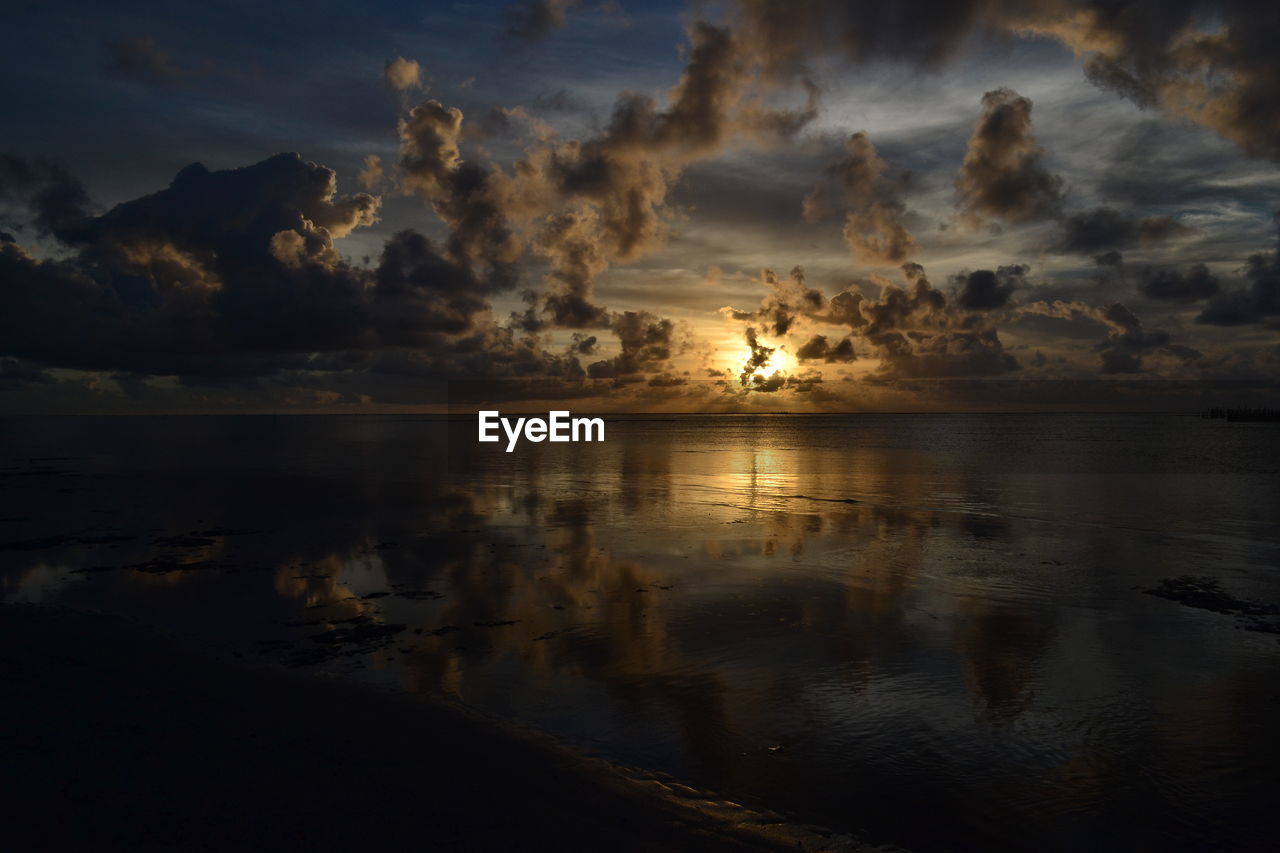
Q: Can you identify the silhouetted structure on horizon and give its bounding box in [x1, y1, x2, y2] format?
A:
[1202, 407, 1280, 422]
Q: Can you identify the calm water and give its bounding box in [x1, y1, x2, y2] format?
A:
[3, 414, 1279, 850]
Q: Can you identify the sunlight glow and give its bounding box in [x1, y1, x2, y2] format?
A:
[733, 345, 797, 380]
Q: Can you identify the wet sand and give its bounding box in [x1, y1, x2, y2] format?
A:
[0, 603, 857, 852]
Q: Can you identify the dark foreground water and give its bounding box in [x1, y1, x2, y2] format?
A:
[3, 414, 1278, 851]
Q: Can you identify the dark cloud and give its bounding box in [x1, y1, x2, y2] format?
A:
[956, 88, 1063, 225]
[1018, 298, 1198, 376]
[531, 89, 590, 114]
[954, 265, 1025, 311]
[806, 132, 916, 265]
[1099, 347, 1143, 374]
[533, 20, 816, 263]
[504, 0, 581, 42]
[373, 230, 490, 336]
[103, 37, 177, 81]
[1, 154, 377, 373]
[1095, 303, 1157, 373]
[0, 154, 583, 387]
[1012, 300, 1113, 341]
[477, 21, 774, 335]
[1197, 213, 1280, 325]
[1095, 302, 1200, 373]
[398, 99, 521, 282]
[536, 210, 611, 328]
[741, 368, 826, 394]
[857, 263, 946, 335]
[1094, 122, 1280, 209]
[401, 21, 810, 342]
[738, 326, 775, 385]
[0, 153, 93, 238]
[1137, 264, 1220, 303]
[1050, 1, 1280, 161]
[11, 2, 1279, 411]
[732, 261, 1020, 380]
[867, 327, 1020, 379]
[821, 288, 870, 331]
[734, 0, 1011, 77]
[726, 266, 825, 336]
[735, 2, 1280, 162]
[540, 22, 744, 260]
[1058, 207, 1191, 259]
[795, 334, 856, 362]
[0, 357, 54, 390]
[647, 372, 687, 388]
[842, 265, 1019, 378]
[586, 311, 675, 378]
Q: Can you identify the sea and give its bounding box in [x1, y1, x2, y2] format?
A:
[3, 413, 1278, 850]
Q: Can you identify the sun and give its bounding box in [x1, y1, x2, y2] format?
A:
[732, 344, 796, 382]
[768, 349, 797, 375]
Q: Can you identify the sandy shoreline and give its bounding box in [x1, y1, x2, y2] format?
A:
[0, 603, 862, 852]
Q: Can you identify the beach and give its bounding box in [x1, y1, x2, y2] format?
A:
[1, 603, 855, 851]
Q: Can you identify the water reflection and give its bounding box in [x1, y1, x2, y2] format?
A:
[2, 414, 1278, 851]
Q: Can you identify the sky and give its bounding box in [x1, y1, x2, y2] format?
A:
[2, 0, 1279, 413]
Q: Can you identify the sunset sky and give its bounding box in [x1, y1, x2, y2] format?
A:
[2, 0, 1279, 412]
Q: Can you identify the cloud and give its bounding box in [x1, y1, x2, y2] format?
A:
[734, 2, 1280, 162]
[1137, 264, 1220, 303]
[397, 18, 819, 349]
[733, 0, 1009, 77]
[476, 22, 754, 329]
[104, 37, 177, 81]
[586, 311, 675, 378]
[954, 265, 1025, 311]
[536, 209, 611, 328]
[956, 88, 1063, 225]
[537, 22, 743, 260]
[796, 334, 856, 362]
[390, 20, 822, 389]
[856, 263, 946, 335]
[384, 57, 424, 91]
[821, 288, 870, 331]
[806, 132, 916, 265]
[1013, 300, 1112, 341]
[358, 155, 384, 191]
[725, 265, 825, 336]
[1058, 207, 1191, 260]
[1027, 1, 1280, 161]
[728, 260, 1020, 380]
[398, 99, 521, 281]
[1016, 297, 1200, 374]
[1095, 302, 1202, 373]
[373, 230, 490, 336]
[0, 153, 93, 238]
[399, 20, 805, 330]
[0, 357, 54, 390]
[836, 265, 1020, 378]
[868, 327, 1020, 379]
[1196, 213, 1280, 325]
[738, 326, 775, 385]
[530, 20, 817, 262]
[0, 153, 588, 389]
[504, 0, 582, 41]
